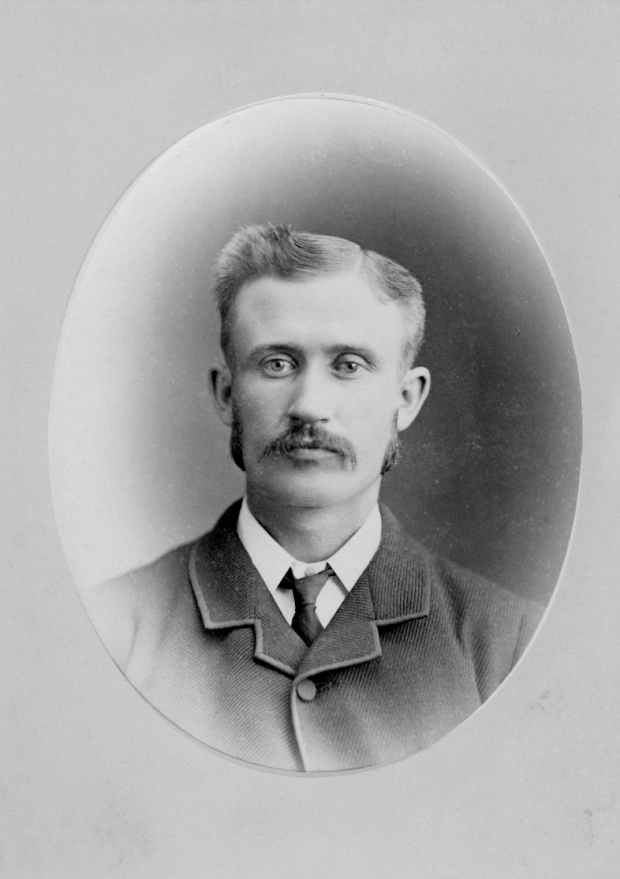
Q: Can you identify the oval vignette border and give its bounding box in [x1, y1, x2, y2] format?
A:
[49, 93, 582, 774]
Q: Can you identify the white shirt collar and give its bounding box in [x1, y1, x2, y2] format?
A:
[237, 497, 382, 596]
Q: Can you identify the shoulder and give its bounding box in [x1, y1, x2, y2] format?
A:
[377, 504, 544, 690]
[428, 551, 543, 647]
[83, 501, 244, 669]
[378, 502, 542, 623]
[432, 553, 543, 697]
[80, 541, 195, 670]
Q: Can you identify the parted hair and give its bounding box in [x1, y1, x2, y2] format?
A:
[213, 224, 426, 368]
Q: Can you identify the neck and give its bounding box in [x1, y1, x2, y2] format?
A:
[246, 484, 381, 563]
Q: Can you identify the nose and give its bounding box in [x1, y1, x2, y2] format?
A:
[286, 365, 334, 423]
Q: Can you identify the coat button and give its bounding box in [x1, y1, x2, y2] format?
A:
[296, 679, 317, 702]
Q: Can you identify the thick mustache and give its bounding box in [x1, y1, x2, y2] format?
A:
[261, 423, 357, 466]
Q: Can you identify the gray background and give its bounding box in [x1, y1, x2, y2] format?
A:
[3, 2, 619, 877]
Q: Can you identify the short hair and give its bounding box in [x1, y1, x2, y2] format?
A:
[213, 224, 426, 368]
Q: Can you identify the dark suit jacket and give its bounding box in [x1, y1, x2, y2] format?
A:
[87, 501, 542, 772]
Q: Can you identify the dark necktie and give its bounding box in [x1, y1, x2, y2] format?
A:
[280, 565, 334, 645]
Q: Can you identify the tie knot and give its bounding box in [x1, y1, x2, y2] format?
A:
[282, 565, 333, 606]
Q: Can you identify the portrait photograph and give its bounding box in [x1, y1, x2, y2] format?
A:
[2, 3, 619, 877]
[49, 95, 580, 774]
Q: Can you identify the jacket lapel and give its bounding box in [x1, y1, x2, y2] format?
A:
[190, 500, 433, 681]
[297, 505, 432, 678]
[297, 569, 381, 677]
[253, 577, 308, 674]
[368, 505, 431, 624]
[189, 500, 306, 677]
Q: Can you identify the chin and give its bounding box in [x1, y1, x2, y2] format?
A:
[254, 467, 378, 510]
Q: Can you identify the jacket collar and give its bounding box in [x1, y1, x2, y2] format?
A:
[189, 500, 431, 679]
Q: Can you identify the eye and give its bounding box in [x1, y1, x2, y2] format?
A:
[333, 356, 367, 377]
[260, 356, 296, 376]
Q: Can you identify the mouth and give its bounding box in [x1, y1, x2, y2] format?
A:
[284, 445, 338, 460]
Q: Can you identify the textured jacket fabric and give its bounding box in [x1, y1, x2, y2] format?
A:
[87, 501, 543, 772]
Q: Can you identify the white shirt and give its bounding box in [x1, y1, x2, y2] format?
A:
[237, 498, 382, 628]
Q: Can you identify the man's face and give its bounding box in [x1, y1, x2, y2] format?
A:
[212, 268, 429, 512]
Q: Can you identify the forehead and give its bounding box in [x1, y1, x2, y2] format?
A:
[230, 268, 407, 354]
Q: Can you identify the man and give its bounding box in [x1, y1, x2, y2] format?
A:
[87, 224, 542, 772]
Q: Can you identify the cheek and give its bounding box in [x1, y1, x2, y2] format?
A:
[346, 396, 397, 450]
[233, 389, 281, 441]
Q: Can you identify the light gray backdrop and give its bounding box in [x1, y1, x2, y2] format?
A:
[2, 3, 619, 877]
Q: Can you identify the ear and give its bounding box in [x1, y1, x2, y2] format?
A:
[209, 360, 234, 427]
[396, 366, 431, 431]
